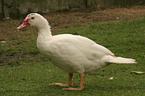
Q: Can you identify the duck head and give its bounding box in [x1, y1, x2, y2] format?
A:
[17, 13, 49, 30]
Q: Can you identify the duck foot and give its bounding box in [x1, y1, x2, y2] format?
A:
[49, 83, 69, 87]
[62, 87, 84, 90]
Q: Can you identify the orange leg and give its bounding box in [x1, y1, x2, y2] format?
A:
[66, 73, 73, 86]
[49, 73, 73, 87]
[62, 73, 85, 90]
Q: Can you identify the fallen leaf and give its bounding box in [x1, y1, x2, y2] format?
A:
[109, 77, 113, 80]
[131, 71, 145, 74]
[1, 41, 6, 43]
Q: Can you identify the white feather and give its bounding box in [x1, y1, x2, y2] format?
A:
[102, 55, 136, 64]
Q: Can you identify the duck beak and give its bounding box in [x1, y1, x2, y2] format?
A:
[17, 18, 30, 29]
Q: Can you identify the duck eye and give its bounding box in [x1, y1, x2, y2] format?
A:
[31, 17, 35, 19]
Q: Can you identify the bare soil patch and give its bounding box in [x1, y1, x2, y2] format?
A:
[1, 6, 145, 40]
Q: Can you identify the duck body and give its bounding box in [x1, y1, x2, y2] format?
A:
[37, 33, 113, 74]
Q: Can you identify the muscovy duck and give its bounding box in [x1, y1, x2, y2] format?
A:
[17, 13, 136, 90]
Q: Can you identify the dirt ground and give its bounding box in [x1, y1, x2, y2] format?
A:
[0, 6, 145, 41]
[46, 6, 145, 30]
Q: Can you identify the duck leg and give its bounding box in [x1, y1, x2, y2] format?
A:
[62, 73, 85, 90]
[49, 73, 73, 87]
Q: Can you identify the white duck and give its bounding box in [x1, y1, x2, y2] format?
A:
[17, 13, 136, 90]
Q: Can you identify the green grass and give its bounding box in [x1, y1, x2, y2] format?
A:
[0, 18, 145, 96]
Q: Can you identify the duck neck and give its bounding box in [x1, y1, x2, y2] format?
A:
[37, 24, 52, 41]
